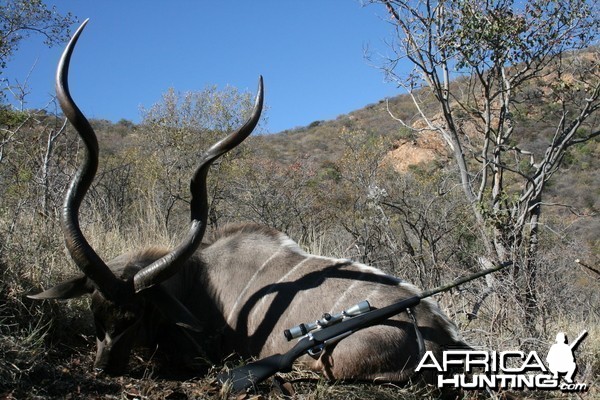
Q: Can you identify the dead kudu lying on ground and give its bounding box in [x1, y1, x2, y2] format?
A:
[29, 20, 466, 390]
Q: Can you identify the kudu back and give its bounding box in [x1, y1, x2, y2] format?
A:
[30, 21, 466, 384]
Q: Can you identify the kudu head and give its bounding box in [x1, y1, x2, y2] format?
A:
[28, 19, 263, 375]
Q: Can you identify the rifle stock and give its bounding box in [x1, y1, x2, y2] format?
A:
[219, 347, 303, 392]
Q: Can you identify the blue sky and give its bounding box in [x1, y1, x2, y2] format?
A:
[3, 1, 404, 134]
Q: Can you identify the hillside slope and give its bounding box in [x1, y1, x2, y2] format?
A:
[252, 80, 598, 251]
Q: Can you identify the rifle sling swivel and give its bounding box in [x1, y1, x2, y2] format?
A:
[406, 307, 426, 361]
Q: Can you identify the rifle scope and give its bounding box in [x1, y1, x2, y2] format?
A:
[284, 300, 371, 341]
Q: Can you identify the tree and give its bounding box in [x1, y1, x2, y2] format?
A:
[227, 155, 334, 245]
[0, 1, 76, 289]
[369, 0, 600, 330]
[0, 0, 76, 70]
[1, 0, 75, 168]
[136, 85, 260, 231]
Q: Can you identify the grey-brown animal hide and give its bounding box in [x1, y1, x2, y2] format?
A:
[201, 223, 464, 382]
[84, 223, 465, 382]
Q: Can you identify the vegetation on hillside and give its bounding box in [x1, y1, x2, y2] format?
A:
[1, 0, 598, 399]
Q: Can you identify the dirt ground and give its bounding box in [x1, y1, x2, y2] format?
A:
[2, 339, 588, 400]
[0, 344, 450, 400]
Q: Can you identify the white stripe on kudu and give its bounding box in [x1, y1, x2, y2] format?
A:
[250, 256, 313, 328]
[226, 247, 282, 326]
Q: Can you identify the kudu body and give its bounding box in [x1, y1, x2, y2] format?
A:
[30, 21, 466, 385]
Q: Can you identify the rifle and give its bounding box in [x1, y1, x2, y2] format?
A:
[218, 261, 512, 392]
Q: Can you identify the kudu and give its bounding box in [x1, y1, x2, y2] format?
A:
[30, 20, 466, 385]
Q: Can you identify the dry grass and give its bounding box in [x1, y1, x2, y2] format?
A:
[2, 213, 597, 399]
[0, 175, 598, 399]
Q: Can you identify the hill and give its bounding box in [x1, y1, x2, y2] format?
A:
[85, 74, 598, 250]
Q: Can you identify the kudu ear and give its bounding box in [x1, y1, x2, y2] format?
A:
[28, 276, 93, 300]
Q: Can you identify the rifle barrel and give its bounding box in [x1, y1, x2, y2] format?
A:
[569, 330, 588, 350]
[420, 261, 512, 298]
